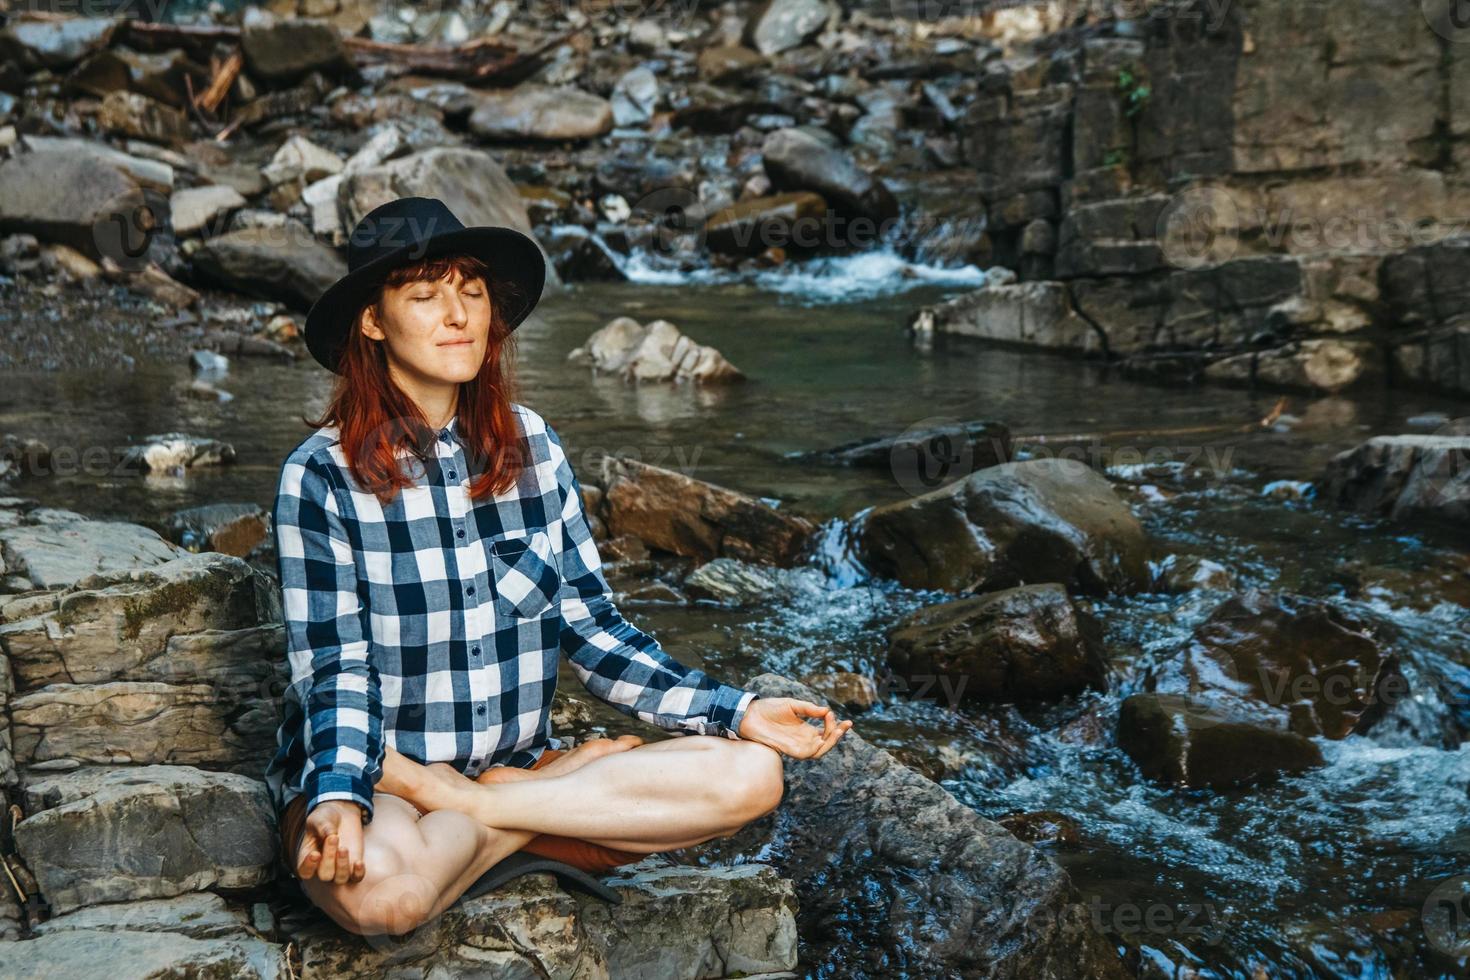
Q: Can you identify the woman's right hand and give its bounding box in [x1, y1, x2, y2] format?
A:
[297, 799, 367, 884]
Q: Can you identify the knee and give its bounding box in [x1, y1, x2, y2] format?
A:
[727, 740, 785, 821]
[313, 846, 436, 937]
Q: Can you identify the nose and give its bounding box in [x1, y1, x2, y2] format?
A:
[444, 288, 468, 328]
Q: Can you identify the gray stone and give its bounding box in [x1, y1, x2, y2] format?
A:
[738, 672, 1124, 977]
[567, 316, 745, 384]
[859, 457, 1151, 596]
[909, 281, 1102, 353]
[0, 16, 117, 70]
[761, 127, 897, 224]
[170, 185, 246, 237]
[15, 765, 277, 914]
[241, 8, 349, 83]
[32, 892, 254, 940]
[1320, 434, 1470, 531]
[747, 0, 831, 56]
[0, 928, 286, 978]
[0, 518, 182, 593]
[118, 432, 236, 472]
[468, 84, 615, 141]
[192, 224, 347, 310]
[611, 66, 659, 127]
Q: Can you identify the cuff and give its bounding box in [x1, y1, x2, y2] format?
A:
[712, 689, 760, 741]
[303, 769, 376, 825]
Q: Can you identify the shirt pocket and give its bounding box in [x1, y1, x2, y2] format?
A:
[487, 530, 561, 620]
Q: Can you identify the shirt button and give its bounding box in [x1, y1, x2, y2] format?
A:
[447, 470, 456, 480]
[456, 528, 465, 538]
[466, 585, 475, 596]
[471, 646, 480, 656]
[476, 705, 486, 715]
[440, 429, 450, 442]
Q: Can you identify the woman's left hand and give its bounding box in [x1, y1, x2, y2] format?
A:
[737, 697, 853, 760]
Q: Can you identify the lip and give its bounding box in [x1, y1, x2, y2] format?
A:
[437, 339, 475, 347]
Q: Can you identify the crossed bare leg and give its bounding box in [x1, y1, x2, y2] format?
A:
[380, 733, 784, 852]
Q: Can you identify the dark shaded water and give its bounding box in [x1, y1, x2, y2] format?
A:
[4, 278, 1468, 977]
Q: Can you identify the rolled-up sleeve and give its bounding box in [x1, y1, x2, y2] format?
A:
[545, 425, 759, 739]
[275, 452, 383, 822]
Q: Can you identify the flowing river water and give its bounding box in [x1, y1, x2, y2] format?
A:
[4, 274, 1468, 977]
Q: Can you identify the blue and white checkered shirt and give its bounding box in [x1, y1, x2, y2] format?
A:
[263, 404, 760, 823]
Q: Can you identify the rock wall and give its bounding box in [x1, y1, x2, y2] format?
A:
[921, 0, 1470, 395]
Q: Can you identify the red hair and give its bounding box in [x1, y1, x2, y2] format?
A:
[303, 254, 526, 505]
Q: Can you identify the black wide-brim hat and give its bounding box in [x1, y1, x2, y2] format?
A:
[304, 196, 546, 374]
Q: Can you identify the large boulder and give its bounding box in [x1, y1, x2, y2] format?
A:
[736, 673, 1125, 977]
[191, 224, 346, 310]
[292, 862, 797, 977]
[593, 457, 815, 567]
[0, 16, 117, 70]
[15, 765, 277, 914]
[1319, 433, 1470, 532]
[858, 457, 1151, 596]
[31, 892, 254, 940]
[761, 128, 898, 225]
[1149, 592, 1404, 740]
[908, 281, 1102, 353]
[888, 584, 1107, 704]
[1118, 692, 1325, 789]
[339, 146, 557, 288]
[0, 145, 170, 262]
[240, 8, 350, 83]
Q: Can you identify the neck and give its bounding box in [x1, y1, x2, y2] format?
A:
[385, 360, 458, 431]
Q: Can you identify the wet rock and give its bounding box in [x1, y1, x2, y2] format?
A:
[0, 16, 117, 70]
[997, 810, 1081, 846]
[31, 892, 254, 940]
[685, 556, 824, 605]
[0, 517, 183, 593]
[0, 929, 286, 978]
[1320, 434, 1470, 531]
[704, 191, 827, 256]
[747, 0, 831, 56]
[798, 670, 880, 711]
[15, 764, 276, 914]
[1118, 692, 1325, 789]
[169, 185, 246, 237]
[467, 84, 615, 141]
[593, 456, 815, 567]
[1151, 592, 1404, 740]
[611, 66, 659, 126]
[805, 419, 1011, 481]
[165, 502, 271, 557]
[97, 91, 189, 145]
[762, 127, 898, 225]
[888, 584, 1107, 704]
[909, 280, 1102, 353]
[191, 224, 347, 310]
[858, 458, 1151, 596]
[118, 433, 237, 472]
[549, 226, 626, 282]
[42, 243, 102, 281]
[568, 316, 745, 384]
[1152, 554, 1235, 593]
[737, 672, 1126, 977]
[291, 862, 797, 977]
[1203, 339, 1379, 393]
[241, 8, 350, 83]
[21, 136, 174, 192]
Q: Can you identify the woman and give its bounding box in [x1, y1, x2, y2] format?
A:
[263, 197, 852, 938]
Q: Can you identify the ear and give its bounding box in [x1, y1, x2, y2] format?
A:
[358, 302, 385, 341]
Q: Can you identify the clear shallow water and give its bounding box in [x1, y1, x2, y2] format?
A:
[4, 279, 1469, 976]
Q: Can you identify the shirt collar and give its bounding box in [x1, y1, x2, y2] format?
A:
[438, 414, 464, 449]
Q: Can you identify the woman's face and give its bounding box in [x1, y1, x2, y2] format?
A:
[359, 266, 494, 387]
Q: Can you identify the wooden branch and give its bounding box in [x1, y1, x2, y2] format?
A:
[196, 49, 243, 113]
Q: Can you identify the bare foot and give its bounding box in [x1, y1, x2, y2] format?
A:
[476, 735, 645, 785]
